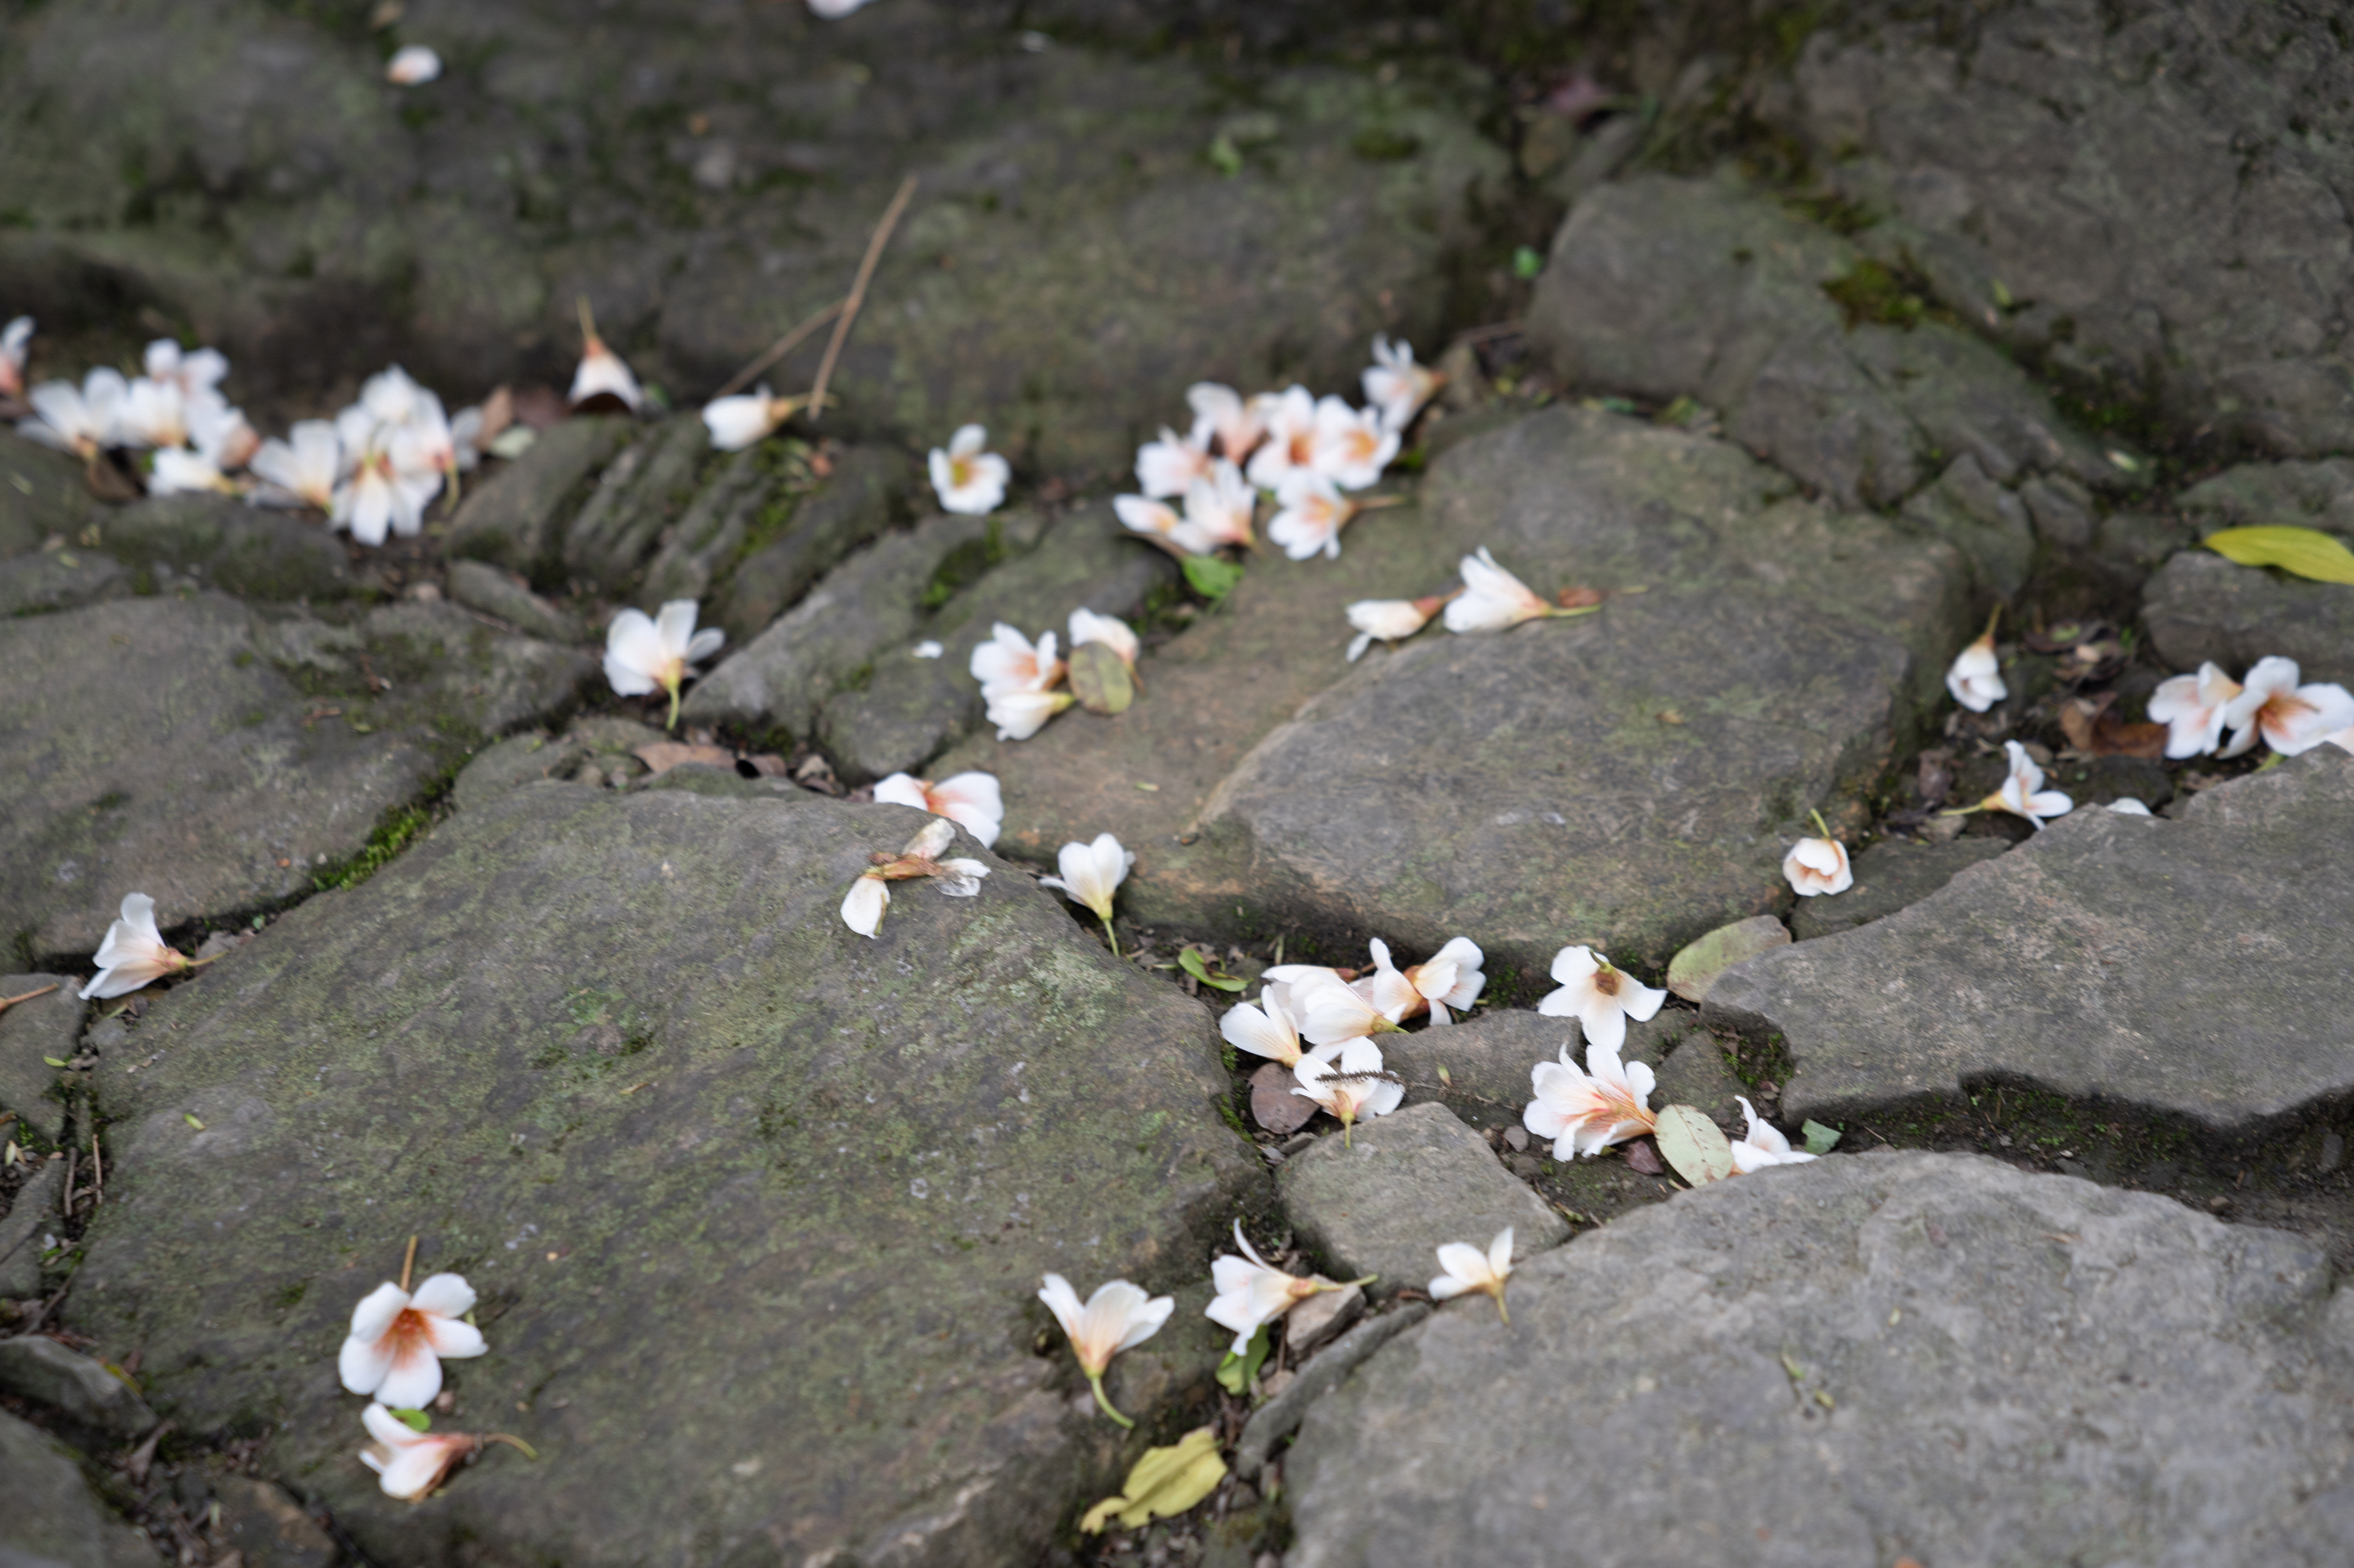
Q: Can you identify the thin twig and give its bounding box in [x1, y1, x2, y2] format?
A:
[400, 1233, 418, 1293]
[90, 1133, 102, 1203]
[713, 297, 847, 400]
[1448, 320, 1525, 345]
[0, 983, 60, 1018]
[807, 173, 919, 423]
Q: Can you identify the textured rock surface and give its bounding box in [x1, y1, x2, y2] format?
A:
[1277, 1103, 1568, 1295]
[1707, 751, 2354, 1135]
[0, 1158, 65, 1300]
[447, 560, 584, 645]
[1286, 1151, 2354, 1567]
[0, 974, 81, 1144]
[0, 1408, 161, 1568]
[0, 546, 131, 617]
[712, 444, 913, 648]
[0, 1336, 158, 1438]
[69, 784, 1257, 1567]
[212, 1477, 337, 1568]
[1665, 915, 1789, 1003]
[443, 418, 632, 580]
[97, 496, 358, 602]
[1786, 837, 2009, 941]
[0, 596, 444, 963]
[2144, 550, 2354, 681]
[0, 431, 95, 557]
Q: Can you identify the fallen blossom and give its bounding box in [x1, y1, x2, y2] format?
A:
[357, 1404, 534, 1502]
[1113, 493, 1221, 557]
[1187, 382, 1265, 462]
[338, 1273, 486, 1409]
[114, 376, 193, 450]
[2220, 656, 2354, 758]
[1969, 739, 2072, 829]
[1135, 425, 1215, 499]
[702, 385, 809, 451]
[807, 0, 878, 15]
[604, 599, 726, 728]
[1729, 1096, 1817, 1174]
[20, 369, 129, 459]
[568, 300, 643, 413]
[385, 44, 442, 84]
[1344, 592, 1454, 661]
[0, 316, 29, 399]
[1399, 936, 1485, 1024]
[79, 893, 192, 999]
[970, 623, 1062, 696]
[1782, 810, 1852, 896]
[1287, 970, 1403, 1045]
[1183, 459, 1257, 550]
[1292, 1036, 1405, 1143]
[1268, 470, 1355, 561]
[1428, 1227, 1514, 1322]
[986, 687, 1075, 740]
[1068, 608, 1139, 671]
[1944, 608, 2007, 711]
[1443, 548, 1583, 634]
[1523, 1038, 1657, 1158]
[929, 423, 1009, 515]
[872, 770, 1004, 848]
[1536, 945, 1665, 1053]
[143, 339, 229, 400]
[1219, 993, 1306, 1068]
[1363, 335, 1444, 433]
[1243, 386, 1319, 490]
[189, 393, 260, 472]
[1258, 962, 1353, 1020]
[1038, 1274, 1174, 1428]
[333, 427, 441, 547]
[1207, 1218, 1368, 1353]
[1038, 832, 1132, 952]
[912, 641, 944, 659]
[249, 420, 343, 511]
[2148, 662, 2245, 758]
[839, 817, 991, 937]
[1308, 395, 1399, 490]
[147, 446, 237, 496]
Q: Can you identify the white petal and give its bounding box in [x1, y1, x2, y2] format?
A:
[840, 876, 889, 937]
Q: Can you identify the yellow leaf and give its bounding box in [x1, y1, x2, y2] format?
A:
[2203, 526, 2354, 586]
[1653, 1105, 1734, 1186]
[1080, 1426, 1227, 1533]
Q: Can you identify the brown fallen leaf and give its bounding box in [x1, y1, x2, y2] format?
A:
[743, 753, 789, 777]
[633, 742, 736, 775]
[2061, 695, 2165, 759]
[1248, 1062, 1318, 1136]
[1555, 586, 1605, 610]
[1623, 1138, 1666, 1176]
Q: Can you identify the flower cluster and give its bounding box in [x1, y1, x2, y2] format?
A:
[2150, 656, 2354, 760]
[971, 609, 1138, 742]
[337, 1249, 531, 1501]
[1342, 545, 1611, 662]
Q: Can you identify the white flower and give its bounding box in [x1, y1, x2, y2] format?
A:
[1039, 1274, 1174, 1428]
[359, 364, 426, 429]
[390, 391, 461, 487]
[1782, 833, 1852, 897]
[1186, 382, 1266, 462]
[1729, 1096, 1817, 1175]
[929, 424, 1009, 515]
[1219, 993, 1306, 1068]
[911, 641, 944, 659]
[1292, 1036, 1405, 1143]
[1135, 425, 1214, 499]
[2148, 662, 2245, 758]
[970, 624, 1062, 696]
[1979, 739, 2072, 829]
[358, 1403, 479, 1501]
[1181, 459, 1257, 550]
[20, 369, 129, 459]
[604, 599, 726, 728]
[249, 420, 343, 511]
[702, 386, 803, 451]
[807, 0, 877, 15]
[147, 447, 237, 496]
[79, 893, 189, 999]
[1443, 548, 1558, 634]
[385, 44, 442, 84]
[333, 443, 441, 548]
[839, 817, 991, 938]
[114, 376, 197, 450]
[1308, 395, 1398, 490]
[1536, 945, 1666, 1054]
[1207, 1219, 1363, 1354]
[0, 315, 31, 399]
[1243, 386, 1319, 490]
[2106, 798, 2154, 816]
[1113, 494, 1221, 557]
[872, 770, 1004, 848]
[1944, 619, 2006, 712]
[1268, 470, 1354, 561]
[2219, 656, 2354, 758]
[337, 1273, 486, 1409]
[1399, 936, 1485, 1025]
[1068, 608, 1139, 670]
[188, 393, 259, 472]
[1038, 832, 1132, 950]
[1522, 1039, 1657, 1159]
[986, 688, 1075, 741]
[1428, 1227, 1514, 1322]
[1258, 963, 1352, 1020]
[1344, 594, 1447, 661]
[1286, 970, 1403, 1046]
[568, 303, 643, 412]
[1362, 335, 1443, 433]
[142, 339, 229, 400]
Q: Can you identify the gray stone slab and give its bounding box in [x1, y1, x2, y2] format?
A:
[0, 431, 94, 558]
[713, 444, 912, 649]
[1277, 1102, 1568, 1297]
[447, 559, 584, 645]
[211, 1477, 334, 1568]
[1230, 1302, 1427, 1481]
[1706, 750, 2354, 1136]
[353, 601, 596, 736]
[1787, 837, 2010, 941]
[0, 1337, 157, 1438]
[0, 976, 80, 1144]
[97, 495, 357, 601]
[2144, 549, 2354, 684]
[0, 1158, 64, 1300]
[70, 782, 1257, 1568]
[1286, 1150, 2354, 1568]
[0, 1408, 159, 1568]
[444, 418, 632, 581]
[0, 549, 128, 617]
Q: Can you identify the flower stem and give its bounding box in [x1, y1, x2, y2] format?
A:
[1087, 1372, 1135, 1430]
[0, 984, 61, 1018]
[400, 1233, 418, 1293]
[1100, 914, 1121, 959]
[481, 1433, 540, 1460]
[1493, 1288, 1511, 1327]
[665, 680, 682, 731]
[1809, 809, 1832, 839]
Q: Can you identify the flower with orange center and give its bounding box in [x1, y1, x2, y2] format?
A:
[338, 1272, 488, 1410]
[1522, 1039, 1657, 1159]
[2219, 656, 2354, 758]
[1243, 386, 1320, 490]
[1307, 395, 1398, 490]
[357, 1404, 535, 1501]
[1536, 945, 1666, 1053]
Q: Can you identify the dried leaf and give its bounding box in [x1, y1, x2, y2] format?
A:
[2090, 719, 2166, 759]
[2204, 526, 2354, 585]
[633, 742, 737, 776]
[1248, 1062, 1316, 1135]
[1800, 1120, 1843, 1155]
[1082, 1426, 1228, 1533]
[1622, 1138, 1665, 1176]
[1068, 641, 1135, 716]
[1653, 1105, 1734, 1186]
[1555, 586, 1605, 609]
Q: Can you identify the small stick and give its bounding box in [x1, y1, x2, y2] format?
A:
[807, 174, 919, 422]
[0, 983, 59, 1019]
[91, 1133, 102, 1203]
[400, 1233, 418, 1293]
[712, 298, 847, 400]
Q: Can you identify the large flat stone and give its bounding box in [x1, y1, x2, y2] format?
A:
[712, 444, 913, 650]
[0, 595, 445, 964]
[2144, 550, 2354, 683]
[0, 1335, 159, 1438]
[1705, 750, 2354, 1138]
[68, 783, 1258, 1568]
[1786, 837, 2010, 942]
[97, 495, 359, 601]
[1285, 1150, 2354, 1567]
[0, 1408, 162, 1568]
[0, 973, 82, 1144]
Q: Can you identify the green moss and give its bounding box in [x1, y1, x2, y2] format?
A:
[310, 765, 459, 894]
[921, 518, 1009, 610]
[1822, 259, 1926, 330]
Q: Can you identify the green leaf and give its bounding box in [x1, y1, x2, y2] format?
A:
[2203, 526, 2354, 585]
[183, 1113, 205, 1130]
[1182, 554, 1245, 601]
[1067, 641, 1135, 716]
[1177, 949, 1247, 993]
[1800, 1120, 1843, 1155]
[1207, 133, 1243, 177]
[42, 1057, 67, 1069]
[1652, 1105, 1734, 1187]
[1214, 1323, 1271, 1395]
[390, 1408, 432, 1432]
[1512, 244, 1544, 280]
[1082, 1426, 1227, 1533]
